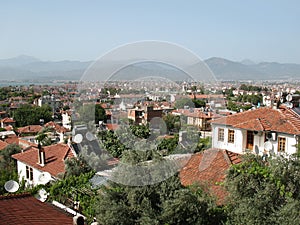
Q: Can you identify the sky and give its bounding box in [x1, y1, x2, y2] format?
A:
[0, 0, 300, 63]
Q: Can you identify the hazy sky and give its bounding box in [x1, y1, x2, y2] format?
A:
[1, 0, 300, 63]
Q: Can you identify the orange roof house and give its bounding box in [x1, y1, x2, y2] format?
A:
[211, 107, 300, 135]
[12, 143, 75, 178]
[17, 125, 43, 136]
[210, 106, 300, 155]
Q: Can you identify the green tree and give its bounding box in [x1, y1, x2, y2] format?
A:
[175, 97, 195, 109]
[13, 104, 52, 127]
[0, 144, 22, 195]
[225, 154, 300, 225]
[162, 114, 181, 133]
[93, 174, 217, 225]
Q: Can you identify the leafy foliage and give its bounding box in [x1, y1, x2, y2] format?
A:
[47, 171, 96, 223]
[225, 154, 300, 225]
[13, 104, 52, 127]
[162, 114, 181, 133]
[0, 144, 22, 195]
[93, 174, 219, 225]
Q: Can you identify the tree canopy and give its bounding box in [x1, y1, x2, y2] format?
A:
[13, 104, 53, 127]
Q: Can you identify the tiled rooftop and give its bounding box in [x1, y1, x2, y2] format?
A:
[0, 140, 8, 150]
[211, 107, 300, 135]
[12, 143, 75, 178]
[0, 193, 73, 225]
[180, 148, 241, 204]
[17, 125, 43, 134]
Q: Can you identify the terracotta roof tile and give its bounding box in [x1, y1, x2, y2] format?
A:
[0, 193, 73, 224]
[44, 121, 69, 133]
[12, 143, 74, 178]
[180, 148, 241, 205]
[0, 140, 8, 150]
[106, 123, 119, 131]
[211, 107, 300, 135]
[17, 125, 43, 134]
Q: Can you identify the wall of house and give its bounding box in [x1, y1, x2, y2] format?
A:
[212, 124, 244, 154]
[212, 124, 298, 156]
[268, 133, 297, 155]
[17, 161, 43, 187]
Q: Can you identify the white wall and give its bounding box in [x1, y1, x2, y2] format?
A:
[212, 124, 298, 156]
[212, 124, 244, 154]
[17, 161, 44, 187]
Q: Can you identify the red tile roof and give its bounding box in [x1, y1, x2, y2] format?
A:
[0, 140, 8, 150]
[106, 123, 119, 131]
[211, 107, 300, 135]
[44, 121, 69, 133]
[17, 125, 43, 134]
[0, 117, 15, 123]
[12, 143, 75, 178]
[0, 193, 73, 224]
[180, 148, 241, 205]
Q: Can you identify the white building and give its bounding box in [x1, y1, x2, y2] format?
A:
[211, 107, 300, 156]
[12, 143, 76, 186]
[62, 111, 72, 130]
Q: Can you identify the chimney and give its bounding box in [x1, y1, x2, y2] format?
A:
[38, 143, 45, 166]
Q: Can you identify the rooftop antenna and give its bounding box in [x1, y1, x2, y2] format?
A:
[4, 180, 19, 193]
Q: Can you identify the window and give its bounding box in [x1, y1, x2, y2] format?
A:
[278, 137, 286, 152]
[228, 129, 235, 143]
[218, 128, 224, 141]
[26, 166, 33, 181]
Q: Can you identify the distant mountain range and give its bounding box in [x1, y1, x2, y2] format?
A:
[0, 55, 299, 82]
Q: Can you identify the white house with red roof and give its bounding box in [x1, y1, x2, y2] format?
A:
[12, 143, 76, 186]
[211, 107, 300, 156]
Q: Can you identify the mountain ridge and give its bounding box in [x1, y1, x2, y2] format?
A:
[0, 55, 300, 81]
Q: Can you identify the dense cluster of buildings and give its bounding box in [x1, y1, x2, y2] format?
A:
[0, 80, 300, 224]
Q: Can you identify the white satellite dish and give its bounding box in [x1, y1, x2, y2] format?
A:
[286, 94, 292, 102]
[285, 102, 293, 109]
[74, 134, 83, 143]
[264, 141, 273, 151]
[36, 188, 48, 202]
[86, 132, 95, 141]
[4, 180, 19, 193]
[38, 172, 52, 185]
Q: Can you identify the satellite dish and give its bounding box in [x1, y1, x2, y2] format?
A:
[74, 134, 83, 143]
[38, 172, 52, 185]
[86, 132, 95, 141]
[285, 102, 293, 108]
[264, 141, 273, 151]
[4, 180, 19, 193]
[36, 188, 48, 202]
[286, 94, 292, 102]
